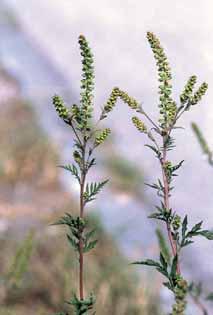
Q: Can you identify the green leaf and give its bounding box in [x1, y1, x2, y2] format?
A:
[67, 234, 79, 251]
[87, 158, 96, 169]
[163, 281, 173, 291]
[186, 221, 203, 238]
[170, 255, 178, 278]
[181, 239, 194, 248]
[85, 229, 96, 241]
[84, 180, 108, 203]
[83, 240, 98, 253]
[171, 160, 184, 173]
[59, 164, 80, 183]
[132, 259, 161, 268]
[191, 221, 203, 233]
[156, 267, 168, 278]
[160, 252, 168, 270]
[145, 182, 159, 190]
[156, 229, 171, 264]
[182, 215, 188, 238]
[199, 230, 213, 240]
[145, 144, 161, 157]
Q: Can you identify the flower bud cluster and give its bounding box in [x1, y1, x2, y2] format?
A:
[172, 277, 188, 315]
[172, 214, 181, 231]
[190, 82, 208, 105]
[95, 128, 111, 146]
[53, 95, 69, 120]
[79, 34, 94, 126]
[101, 88, 140, 119]
[102, 87, 120, 116]
[132, 116, 147, 133]
[119, 90, 139, 110]
[147, 32, 177, 128]
[73, 150, 82, 165]
[164, 160, 172, 181]
[180, 75, 197, 104]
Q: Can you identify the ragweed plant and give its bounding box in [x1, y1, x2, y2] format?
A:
[101, 32, 213, 315]
[52, 35, 111, 315]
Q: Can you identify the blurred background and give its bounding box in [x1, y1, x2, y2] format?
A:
[0, 1, 213, 314]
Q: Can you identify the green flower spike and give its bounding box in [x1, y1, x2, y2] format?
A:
[118, 90, 140, 110]
[101, 87, 140, 120]
[190, 82, 208, 105]
[132, 116, 147, 133]
[79, 34, 95, 127]
[53, 95, 69, 120]
[102, 87, 120, 115]
[180, 75, 197, 104]
[95, 128, 111, 146]
[147, 31, 177, 128]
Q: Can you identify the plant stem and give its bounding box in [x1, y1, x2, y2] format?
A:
[79, 141, 86, 300]
[161, 135, 180, 274]
[140, 106, 160, 131]
[70, 120, 83, 146]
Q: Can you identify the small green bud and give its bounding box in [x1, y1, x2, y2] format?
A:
[164, 160, 172, 169]
[73, 150, 81, 164]
[132, 116, 147, 133]
[172, 214, 181, 231]
[95, 128, 111, 146]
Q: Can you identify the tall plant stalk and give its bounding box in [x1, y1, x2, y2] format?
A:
[101, 32, 213, 315]
[52, 35, 111, 315]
